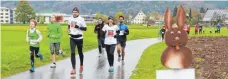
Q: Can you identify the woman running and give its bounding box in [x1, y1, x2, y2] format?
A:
[47, 15, 63, 68]
[102, 16, 119, 72]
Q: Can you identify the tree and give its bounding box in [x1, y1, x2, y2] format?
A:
[200, 7, 205, 13]
[152, 11, 159, 20]
[211, 12, 226, 26]
[15, 0, 36, 24]
[173, 6, 178, 17]
[114, 11, 124, 22]
[95, 13, 108, 23]
[186, 8, 193, 25]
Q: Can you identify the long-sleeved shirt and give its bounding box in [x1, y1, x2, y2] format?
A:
[47, 22, 62, 43]
[68, 15, 87, 39]
[94, 23, 105, 38]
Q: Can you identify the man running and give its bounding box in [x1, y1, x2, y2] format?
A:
[94, 18, 105, 57]
[68, 7, 87, 74]
[117, 16, 129, 62]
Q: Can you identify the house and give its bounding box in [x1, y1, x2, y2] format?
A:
[36, 13, 96, 24]
[0, 7, 14, 24]
[202, 10, 228, 25]
[131, 11, 147, 24]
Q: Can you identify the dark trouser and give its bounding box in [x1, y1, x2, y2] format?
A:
[195, 30, 198, 34]
[30, 46, 40, 67]
[187, 31, 190, 35]
[218, 29, 220, 33]
[117, 40, 126, 48]
[105, 44, 116, 67]
[117, 39, 126, 59]
[161, 33, 165, 40]
[98, 37, 105, 54]
[199, 29, 202, 34]
[50, 43, 60, 55]
[70, 38, 83, 69]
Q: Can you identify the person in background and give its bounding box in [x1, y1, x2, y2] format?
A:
[187, 24, 190, 35]
[194, 23, 199, 34]
[216, 24, 221, 33]
[161, 25, 166, 40]
[94, 18, 105, 57]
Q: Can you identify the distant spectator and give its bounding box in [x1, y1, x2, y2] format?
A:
[194, 24, 199, 34]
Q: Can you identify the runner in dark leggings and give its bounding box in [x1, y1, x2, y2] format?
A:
[94, 18, 105, 57]
[26, 19, 43, 72]
[102, 16, 119, 72]
[68, 7, 87, 74]
[161, 25, 166, 41]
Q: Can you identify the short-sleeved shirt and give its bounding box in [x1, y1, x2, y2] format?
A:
[102, 24, 119, 45]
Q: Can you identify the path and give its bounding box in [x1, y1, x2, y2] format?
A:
[5, 38, 161, 79]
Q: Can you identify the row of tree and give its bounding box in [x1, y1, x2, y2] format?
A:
[15, 0, 225, 26]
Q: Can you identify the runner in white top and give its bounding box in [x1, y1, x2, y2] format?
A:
[102, 16, 119, 72]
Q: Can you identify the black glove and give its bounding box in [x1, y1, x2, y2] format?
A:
[114, 35, 117, 38]
[75, 25, 79, 28]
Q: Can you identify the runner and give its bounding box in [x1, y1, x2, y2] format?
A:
[187, 24, 190, 35]
[94, 18, 105, 57]
[26, 19, 43, 72]
[103, 16, 119, 72]
[161, 25, 166, 41]
[117, 16, 129, 62]
[47, 15, 63, 68]
[194, 23, 199, 34]
[68, 7, 87, 74]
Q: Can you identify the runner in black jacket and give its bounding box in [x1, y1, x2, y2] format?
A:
[94, 18, 105, 57]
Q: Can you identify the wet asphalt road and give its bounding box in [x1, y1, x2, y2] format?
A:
[5, 38, 160, 79]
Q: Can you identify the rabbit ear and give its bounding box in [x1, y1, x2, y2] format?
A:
[176, 5, 186, 29]
[164, 7, 173, 29]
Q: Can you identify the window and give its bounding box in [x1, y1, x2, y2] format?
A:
[1, 13, 3, 15]
[5, 13, 8, 15]
[5, 16, 8, 18]
[1, 20, 3, 22]
[6, 9, 8, 11]
[1, 16, 3, 18]
[6, 20, 8, 22]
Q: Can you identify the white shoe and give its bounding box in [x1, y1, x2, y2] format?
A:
[50, 63, 56, 68]
[118, 56, 121, 62]
[98, 53, 102, 57]
[59, 50, 65, 56]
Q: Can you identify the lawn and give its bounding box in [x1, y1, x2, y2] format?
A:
[130, 27, 228, 79]
[1, 24, 158, 77]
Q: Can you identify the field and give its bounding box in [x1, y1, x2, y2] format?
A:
[1, 24, 158, 77]
[130, 27, 228, 79]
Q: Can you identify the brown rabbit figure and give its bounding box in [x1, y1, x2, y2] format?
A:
[161, 5, 192, 69]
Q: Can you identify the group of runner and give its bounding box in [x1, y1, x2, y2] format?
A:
[26, 7, 129, 74]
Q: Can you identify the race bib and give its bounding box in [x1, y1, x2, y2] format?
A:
[107, 30, 114, 37]
[119, 31, 124, 35]
[30, 40, 37, 45]
[71, 21, 77, 27]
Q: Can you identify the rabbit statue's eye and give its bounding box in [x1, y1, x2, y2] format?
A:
[177, 31, 181, 34]
[170, 31, 174, 34]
